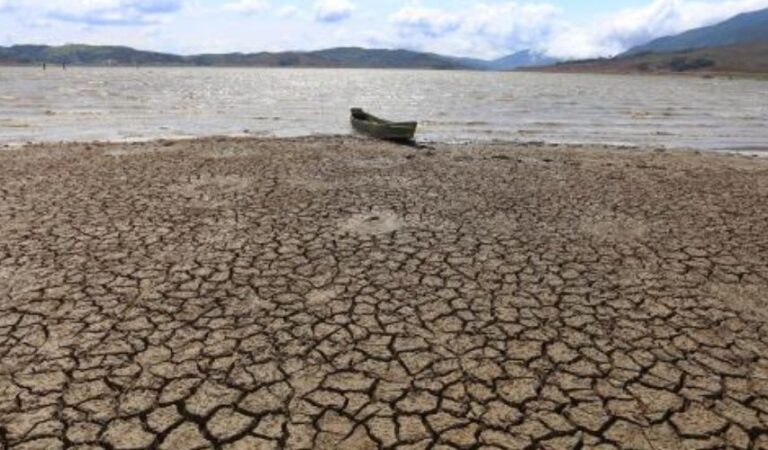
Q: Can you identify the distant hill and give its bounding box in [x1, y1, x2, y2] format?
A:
[454, 50, 560, 70]
[0, 43, 562, 71]
[0, 44, 480, 69]
[526, 42, 768, 75]
[486, 50, 560, 70]
[188, 47, 466, 69]
[625, 7, 768, 55]
[0, 44, 184, 65]
[528, 7, 768, 76]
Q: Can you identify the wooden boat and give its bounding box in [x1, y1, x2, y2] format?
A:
[350, 108, 417, 141]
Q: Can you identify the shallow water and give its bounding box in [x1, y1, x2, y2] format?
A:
[1, 67, 766, 151]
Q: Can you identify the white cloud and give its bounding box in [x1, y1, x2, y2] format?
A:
[549, 0, 768, 58]
[314, 0, 354, 23]
[224, 0, 269, 15]
[277, 5, 299, 18]
[2, 0, 768, 58]
[391, 5, 460, 38]
[390, 1, 562, 58]
[388, 0, 768, 59]
[2, 0, 184, 26]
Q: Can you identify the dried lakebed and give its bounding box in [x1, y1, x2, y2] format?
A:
[1, 136, 768, 449]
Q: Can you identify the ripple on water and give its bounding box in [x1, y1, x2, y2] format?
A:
[0, 67, 766, 150]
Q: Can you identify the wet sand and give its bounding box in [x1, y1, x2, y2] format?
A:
[1, 136, 768, 449]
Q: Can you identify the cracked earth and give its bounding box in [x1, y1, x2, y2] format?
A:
[1, 136, 768, 450]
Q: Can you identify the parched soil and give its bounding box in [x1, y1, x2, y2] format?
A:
[1, 136, 768, 450]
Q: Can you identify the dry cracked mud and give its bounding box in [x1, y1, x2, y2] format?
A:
[1, 136, 768, 450]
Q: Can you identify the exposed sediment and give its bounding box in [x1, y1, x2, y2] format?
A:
[1, 136, 768, 449]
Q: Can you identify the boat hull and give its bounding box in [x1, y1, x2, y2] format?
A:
[350, 108, 417, 141]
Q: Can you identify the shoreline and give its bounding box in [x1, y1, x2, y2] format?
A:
[4, 63, 768, 78]
[522, 67, 768, 81]
[5, 63, 768, 80]
[4, 133, 768, 158]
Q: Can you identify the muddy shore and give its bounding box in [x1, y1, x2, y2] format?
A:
[2, 136, 768, 449]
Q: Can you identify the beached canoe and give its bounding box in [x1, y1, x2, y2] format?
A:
[350, 108, 417, 141]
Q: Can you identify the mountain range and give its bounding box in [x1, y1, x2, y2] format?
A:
[0, 44, 555, 70]
[537, 7, 768, 75]
[2, 6, 767, 74]
[624, 7, 768, 56]
[451, 50, 558, 70]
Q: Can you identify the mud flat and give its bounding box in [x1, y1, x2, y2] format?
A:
[1, 136, 768, 449]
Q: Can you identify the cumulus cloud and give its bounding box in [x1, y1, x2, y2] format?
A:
[3, 0, 768, 57]
[390, 1, 562, 58]
[224, 0, 269, 15]
[389, 0, 768, 59]
[314, 0, 354, 23]
[5, 0, 184, 26]
[277, 5, 299, 18]
[548, 0, 768, 58]
[391, 5, 460, 38]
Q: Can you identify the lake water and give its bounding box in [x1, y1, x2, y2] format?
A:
[1, 67, 766, 151]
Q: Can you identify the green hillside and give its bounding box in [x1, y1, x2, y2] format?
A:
[187, 47, 465, 69]
[0, 44, 184, 65]
[625, 7, 768, 55]
[529, 42, 768, 76]
[0, 44, 469, 69]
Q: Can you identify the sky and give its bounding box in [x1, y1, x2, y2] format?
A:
[1, 0, 768, 59]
